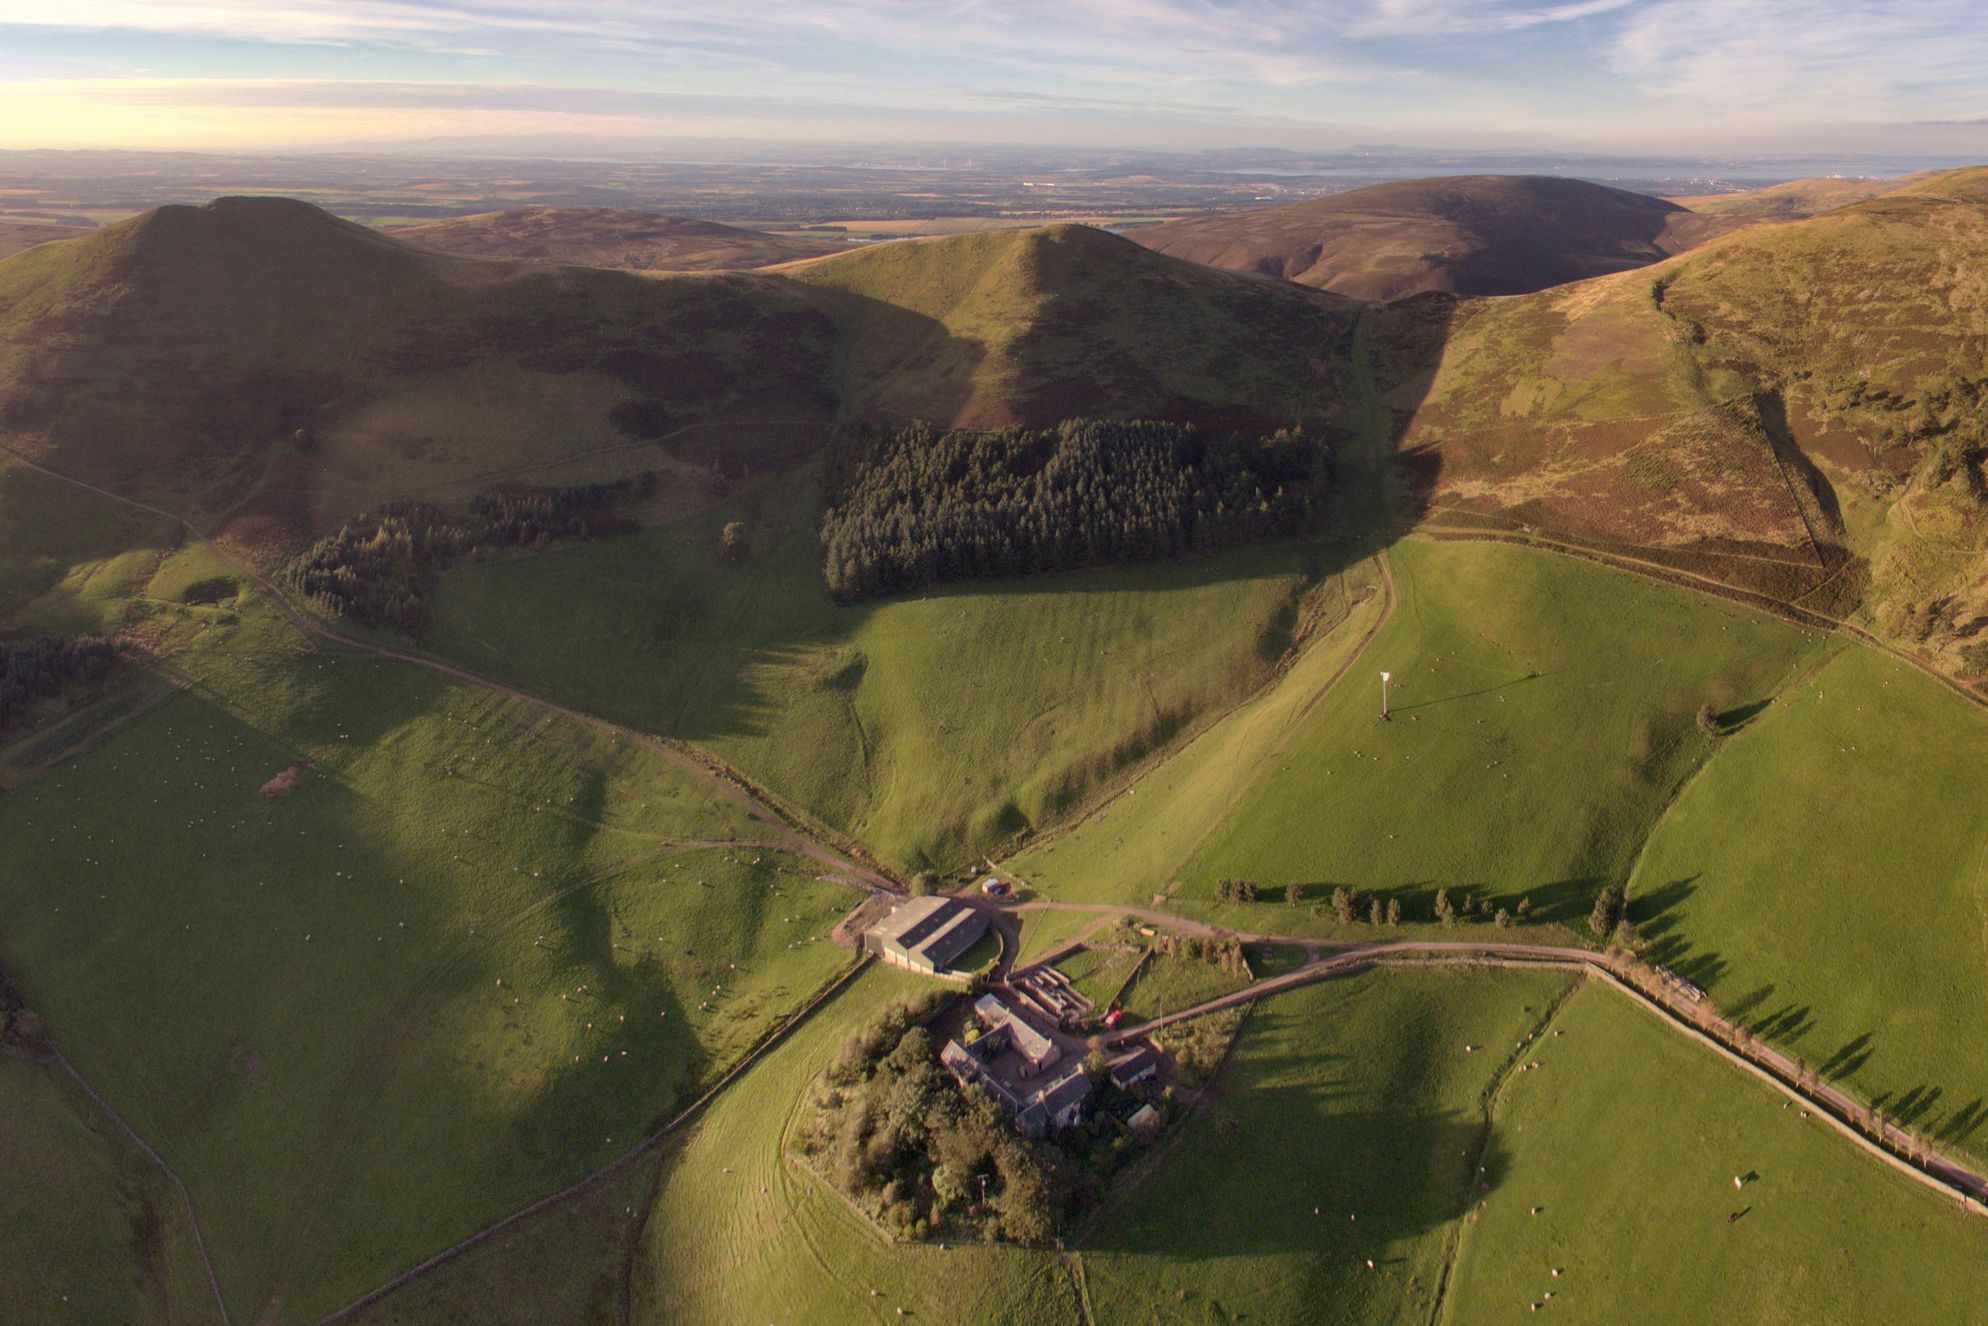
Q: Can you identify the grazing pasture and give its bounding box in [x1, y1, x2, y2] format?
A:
[1013, 536, 1826, 936]
[426, 467, 1360, 871]
[0, 603, 861, 1321]
[1442, 983, 1988, 1323]
[0, 1055, 221, 1325]
[1629, 643, 1988, 1168]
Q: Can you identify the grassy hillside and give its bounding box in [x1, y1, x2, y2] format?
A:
[0, 196, 838, 556]
[0, 579, 867, 1321]
[388, 208, 842, 271]
[0, 1054, 222, 1324]
[425, 466, 1358, 870]
[1386, 167, 1988, 675]
[1010, 536, 1824, 931]
[347, 964, 1085, 1325]
[1442, 982, 1988, 1323]
[792, 222, 1358, 430]
[1135, 175, 1687, 299]
[0, 218, 85, 261]
[1661, 172, 1920, 244]
[1629, 643, 1988, 1167]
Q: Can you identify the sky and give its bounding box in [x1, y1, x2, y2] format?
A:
[2, 0, 1986, 156]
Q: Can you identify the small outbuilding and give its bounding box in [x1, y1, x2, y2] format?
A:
[1107, 1045, 1161, 1090]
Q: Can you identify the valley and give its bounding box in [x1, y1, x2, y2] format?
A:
[4, 164, 1988, 1325]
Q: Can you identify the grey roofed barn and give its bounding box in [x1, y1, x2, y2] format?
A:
[864, 895, 990, 975]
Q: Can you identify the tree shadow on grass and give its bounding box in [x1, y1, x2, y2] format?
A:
[1713, 698, 1774, 732]
[1516, 875, 1608, 929]
[1938, 1098, 1987, 1144]
[1819, 1032, 1875, 1081]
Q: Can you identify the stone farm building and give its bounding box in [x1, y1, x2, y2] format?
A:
[940, 992, 1093, 1138]
[864, 895, 990, 976]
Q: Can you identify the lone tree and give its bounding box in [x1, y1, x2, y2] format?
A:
[1695, 703, 1720, 735]
[911, 870, 940, 897]
[1495, 907, 1513, 928]
[1386, 897, 1402, 926]
[1286, 882, 1303, 907]
[719, 520, 748, 562]
[1516, 895, 1533, 922]
[1368, 897, 1385, 926]
[1588, 882, 1628, 938]
[1434, 887, 1458, 926]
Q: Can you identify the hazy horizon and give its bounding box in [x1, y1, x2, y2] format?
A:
[4, 1, 1987, 157]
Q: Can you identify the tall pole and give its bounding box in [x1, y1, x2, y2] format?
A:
[1380, 670, 1391, 720]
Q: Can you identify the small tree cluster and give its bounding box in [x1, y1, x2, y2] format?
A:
[0, 635, 114, 730]
[798, 993, 1079, 1245]
[0, 966, 50, 1061]
[1215, 878, 1259, 903]
[1589, 882, 1629, 939]
[1150, 932, 1250, 977]
[292, 475, 651, 627]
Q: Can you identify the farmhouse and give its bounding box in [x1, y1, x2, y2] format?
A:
[940, 992, 1092, 1137]
[864, 895, 990, 976]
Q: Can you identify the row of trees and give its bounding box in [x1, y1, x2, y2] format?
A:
[1143, 927, 1252, 977]
[0, 635, 114, 731]
[292, 475, 654, 627]
[799, 994, 1076, 1245]
[820, 418, 1331, 601]
[1217, 878, 1537, 929]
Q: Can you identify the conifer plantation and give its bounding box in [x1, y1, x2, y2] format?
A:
[821, 419, 1330, 600]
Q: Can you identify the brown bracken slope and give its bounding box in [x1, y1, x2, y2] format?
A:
[388, 208, 843, 272]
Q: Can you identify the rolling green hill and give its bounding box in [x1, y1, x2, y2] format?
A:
[0, 218, 86, 261]
[792, 223, 1359, 431]
[1628, 643, 1988, 1168]
[11, 171, 1988, 1325]
[423, 465, 1359, 870]
[0, 577, 863, 1321]
[0, 196, 839, 558]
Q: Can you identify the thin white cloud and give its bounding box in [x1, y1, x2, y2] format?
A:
[1610, 0, 1988, 120]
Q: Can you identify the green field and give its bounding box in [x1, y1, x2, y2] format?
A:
[1116, 949, 1249, 1020]
[0, 1055, 221, 1324]
[1050, 942, 1143, 1009]
[336, 961, 1988, 1326]
[0, 587, 865, 1321]
[1630, 643, 1988, 1166]
[1012, 536, 1828, 934]
[1086, 966, 1574, 1323]
[1442, 982, 1988, 1323]
[426, 466, 1364, 871]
